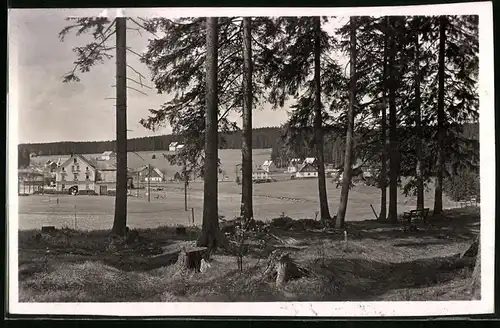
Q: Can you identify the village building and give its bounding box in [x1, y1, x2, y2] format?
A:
[55, 154, 97, 193]
[18, 166, 45, 194]
[252, 168, 269, 181]
[99, 151, 116, 161]
[295, 157, 319, 179]
[261, 160, 276, 173]
[54, 153, 136, 194]
[287, 158, 302, 173]
[130, 164, 165, 187]
[168, 142, 185, 152]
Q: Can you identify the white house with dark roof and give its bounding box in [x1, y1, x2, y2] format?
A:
[169, 142, 185, 152]
[55, 154, 97, 192]
[100, 151, 116, 161]
[261, 160, 276, 173]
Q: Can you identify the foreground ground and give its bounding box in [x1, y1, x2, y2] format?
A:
[18, 207, 480, 302]
[18, 179, 458, 230]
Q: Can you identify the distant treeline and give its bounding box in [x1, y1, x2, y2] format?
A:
[18, 123, 478, 164]
[19, 127, 281, 157]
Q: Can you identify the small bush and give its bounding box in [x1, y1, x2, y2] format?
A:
[443, 169, 480, 202]
[107, 190, 117, 196]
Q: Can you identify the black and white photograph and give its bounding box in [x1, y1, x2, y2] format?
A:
[7, 3, 495, 317]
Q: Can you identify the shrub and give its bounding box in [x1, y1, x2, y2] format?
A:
[443, 169, 480, 202]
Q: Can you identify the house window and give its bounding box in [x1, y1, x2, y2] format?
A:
[74, 158, 77, 164]
[76, 165, 80, 171]
[61, 174, 65, 181]
[62, 167, 65, 172]
[74, 173, 78, 181]
[86, 174, 89, 180]
[62, 184, 65, 190]
[86, 167, 89, 171]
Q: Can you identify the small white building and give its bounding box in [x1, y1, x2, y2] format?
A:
[100, 151, 116, 161]
[295, 159, 318, 179]
[252, 168, 269, 181]
[287, 158, 302, 173]
[261, 160, 276, 173]
[169, 142, 185, 152]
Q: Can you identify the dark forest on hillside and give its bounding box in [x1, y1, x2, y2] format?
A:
[19, 123, 478, 169]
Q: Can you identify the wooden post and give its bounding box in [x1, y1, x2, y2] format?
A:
[191, 207, 195, 225]
[74, 205, 77, 230]
[370, 204, 379, 220]
[184, 160, 188, 211]
[148, 164, 151, 203]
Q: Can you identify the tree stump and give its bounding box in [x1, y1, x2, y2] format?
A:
[462, 235, 479, 258]
[41, 226, 56, 233]
[175, 247, 207, 272]
[176, 226, 187, 236]
[125, 227, 139, 244]
[264, 250, 305, 287]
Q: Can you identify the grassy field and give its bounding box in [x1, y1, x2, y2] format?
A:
[18, 178, 458, 231]
[18, 207, 480, 302]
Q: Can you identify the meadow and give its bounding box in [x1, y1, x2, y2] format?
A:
[18, 178, 458, 231]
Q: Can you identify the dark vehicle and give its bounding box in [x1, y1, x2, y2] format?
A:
[68, 185, 78, 196]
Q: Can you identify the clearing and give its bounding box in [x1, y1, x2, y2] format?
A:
[18, 179, 458, 230]
[18, 207, 480, 302]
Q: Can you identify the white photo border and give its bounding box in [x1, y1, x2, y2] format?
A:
[7, 1, 495, 317]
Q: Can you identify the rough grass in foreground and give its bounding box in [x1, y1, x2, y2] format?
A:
[18, 208, 480, 302]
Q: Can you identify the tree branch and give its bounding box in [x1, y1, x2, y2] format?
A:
[62, 28, 116, 81]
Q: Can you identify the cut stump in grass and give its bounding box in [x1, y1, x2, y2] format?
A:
[461, 234, 479, 258]
[175, 247, 208, 273]
[263, 250, 306, 287]
[41, 226, 56, 233]
[176, 226, 187, 236]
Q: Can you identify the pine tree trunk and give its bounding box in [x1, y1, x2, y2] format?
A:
[313, 16, 331, 221]
[337, 17, 357, 228]
[379, 16, 389, 221]
[414, 31, 425, 211]
[198, 17, 220, 250]
[388, 17, 399, 222]
[111, 17, 128, 236]
[434, 16, 446, 216]
[240, 17, 253, 220]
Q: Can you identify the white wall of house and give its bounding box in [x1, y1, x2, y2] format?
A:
[56, 155, 96, 191]
[144, 176, 162, 182]
[296, 171, 318, 179]
[252, 171, 269, 180]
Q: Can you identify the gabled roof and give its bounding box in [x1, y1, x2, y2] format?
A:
[58, 154, 95, 171]
[94, 160, 117, 170]
[304, 157, 316, 164]
[102, 151, 115, 156]
[262, 160, 274, 166]
[169, 142, 178, 147]
[297, 161, 317, 173]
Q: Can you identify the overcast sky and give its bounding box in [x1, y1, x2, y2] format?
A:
[10, 9, 318, 144]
